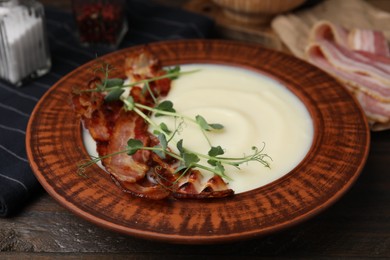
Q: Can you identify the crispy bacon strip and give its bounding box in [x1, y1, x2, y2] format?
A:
[114, 177, 171, 200]
[100, 110, 150, 183]
[124, 47, 160, 79]
[72, 78, 123, 142]
[172, 171, 234, 199]
[72, 47, 233, 199]
[174, 171, 230, 193]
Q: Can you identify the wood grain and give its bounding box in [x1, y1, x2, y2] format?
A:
[24, 40, 369, 244]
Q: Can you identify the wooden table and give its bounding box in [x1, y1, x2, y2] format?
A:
[2, 0, 390, 258]
[2, 131, 389, 258]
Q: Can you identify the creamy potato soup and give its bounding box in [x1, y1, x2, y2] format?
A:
[84, 64, 314, 193]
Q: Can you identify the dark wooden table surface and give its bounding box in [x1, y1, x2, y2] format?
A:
[1, 0, 390, 259]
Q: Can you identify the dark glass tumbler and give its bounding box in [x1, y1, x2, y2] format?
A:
[71, 0, 128, 48]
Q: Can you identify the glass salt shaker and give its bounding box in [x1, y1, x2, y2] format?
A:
[0, 0, 51, 86]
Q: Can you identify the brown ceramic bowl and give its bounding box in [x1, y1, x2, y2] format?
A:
[212, 0, 306, 24]
[26, 40, 369, 244]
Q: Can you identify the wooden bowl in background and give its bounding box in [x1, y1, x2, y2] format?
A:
[212, 0, 306, 24]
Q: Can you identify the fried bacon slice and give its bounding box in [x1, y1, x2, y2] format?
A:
[99, 110, 150, 183]
[173, 171, 234, 199]
[72, 47, 233, 199]
[72, 77, 123, 142]
[124, 47, 159, 79]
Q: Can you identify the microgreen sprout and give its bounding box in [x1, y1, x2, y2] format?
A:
[82, 63, 200, 104]
[78, 64, 272, 181]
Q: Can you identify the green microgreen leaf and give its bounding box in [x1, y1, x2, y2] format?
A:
[195, 115, 209, 130]
[104, 78, 124, 88]
[207, 159, 217, 166]
[159, 122, 171, 134]
[158, 133, 168, 150]
[122, 96, 135, 111]
[127, 139, 144, 155]
[209, 123, 224, 130]
[153, 145, 166, 159]
[155, 101, 176, 116]
[177, 139, 184, 155]
[208, 146, 224, 157]
[214, 162, 225, 175]
[165, 66, 181, 79]
[195, 115, 223, 132]
[183, 152, 200, 167]
[105, 88, 125, 102]
[174, 164, 187, 174]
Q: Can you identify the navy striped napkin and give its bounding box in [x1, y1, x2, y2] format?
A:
[0, 0, 215, 217]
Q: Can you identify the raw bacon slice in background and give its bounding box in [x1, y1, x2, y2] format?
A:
[305, 20, 390, 131]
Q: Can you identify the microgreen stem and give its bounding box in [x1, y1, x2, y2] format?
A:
[133, 107, 160, 129]
[77, 149, 129, 176]
[77, 64, 272, 184]
[135, 103, 213, 147]
[143, 81, 157, 104]
[137, 146, 183, 161]
[82, 69, 200, 93]
[135, 103, 182, 118]
[191, 163, 232, 181]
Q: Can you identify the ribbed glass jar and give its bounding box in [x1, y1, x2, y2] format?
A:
[0, 0, 51, 86]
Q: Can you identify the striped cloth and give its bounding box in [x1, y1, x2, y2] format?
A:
[0, 0, 214, 217]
